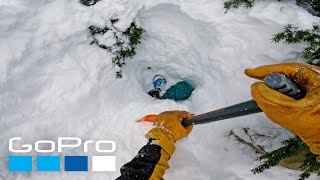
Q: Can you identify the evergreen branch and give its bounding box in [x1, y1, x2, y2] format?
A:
[252, 137, 308, 174]
[272, 25, 320, 66]
[224, 0, 319, 17]
[298, 153, 320, 180]
[224, 0, 255, 11]
[296, 0, 320, 16]
[89, 21, 144, 78]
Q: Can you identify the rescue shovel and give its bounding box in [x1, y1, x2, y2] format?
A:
[181, 73, 304, 127]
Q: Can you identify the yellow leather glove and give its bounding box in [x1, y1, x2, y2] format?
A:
[245, 63, 320, 155]
[145, 110, 194, 143]
[144, 111, 193, 179]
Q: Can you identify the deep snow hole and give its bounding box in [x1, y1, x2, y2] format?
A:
[123, 4, 216, 101]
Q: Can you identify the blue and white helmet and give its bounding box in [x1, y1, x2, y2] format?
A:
[153, 75, 167, 90]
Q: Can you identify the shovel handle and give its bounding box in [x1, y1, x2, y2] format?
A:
[181, 73, 303, 127]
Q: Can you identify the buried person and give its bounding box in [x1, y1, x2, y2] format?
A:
[148, 75, 195, 101]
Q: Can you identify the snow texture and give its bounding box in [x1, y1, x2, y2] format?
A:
[95, 30, 117, 47]
[0, 0, 319, 179]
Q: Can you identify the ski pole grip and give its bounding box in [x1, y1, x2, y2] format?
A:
[263, 73, 303, 99]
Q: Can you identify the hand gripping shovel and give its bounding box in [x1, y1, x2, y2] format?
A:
[181, 73, 303, 127]
[138, 73, 304, 127]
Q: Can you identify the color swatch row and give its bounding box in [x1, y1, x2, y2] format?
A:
[9, 156, 116, 172]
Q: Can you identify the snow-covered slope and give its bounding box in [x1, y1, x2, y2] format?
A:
[0, 0, 319, 179]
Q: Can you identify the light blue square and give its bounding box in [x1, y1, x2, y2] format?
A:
[9, 156, 32, 172]
[37, 156, 60, 172]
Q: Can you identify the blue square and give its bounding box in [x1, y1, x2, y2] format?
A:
[9, 156, 32, 172]
[64, 156, 88, 171]
[37, 156, 60, 172]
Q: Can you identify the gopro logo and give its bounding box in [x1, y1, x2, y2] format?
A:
[8, 137, 116, 172]
[9, 137, 116, 153]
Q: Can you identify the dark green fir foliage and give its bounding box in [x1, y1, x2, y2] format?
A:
[113, 22, 144, 69]
[252, 137, 308, 174]
[223, 0, 320, 66]
[273, 25, 320, 66]
[299, 153, 320, 180]
[224, 0, 255, 11]
[252, 137, 320, 180]
[89, 20, 144, 78]
[296, 0, 320, 16]
[224, 0, 320, 15]
[80, 0, 101, 6]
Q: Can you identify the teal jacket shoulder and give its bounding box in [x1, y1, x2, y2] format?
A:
[161, 81, 194, 101]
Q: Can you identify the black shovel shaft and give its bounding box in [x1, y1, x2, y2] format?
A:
[181, 100, 261, 127]
[181, 73, 303, 127]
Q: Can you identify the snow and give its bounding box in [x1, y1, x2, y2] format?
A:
[95, 30, 117, 47]
[0, 0, 319, 180]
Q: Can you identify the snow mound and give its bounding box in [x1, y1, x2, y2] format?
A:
[95, 30, 117, 47]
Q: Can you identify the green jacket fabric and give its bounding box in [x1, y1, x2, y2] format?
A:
[160, 81, 194, 101]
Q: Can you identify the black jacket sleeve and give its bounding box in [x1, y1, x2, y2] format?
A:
[116, 143, 162, 180]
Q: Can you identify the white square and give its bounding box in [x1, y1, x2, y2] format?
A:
[92, 156, 116, 172]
